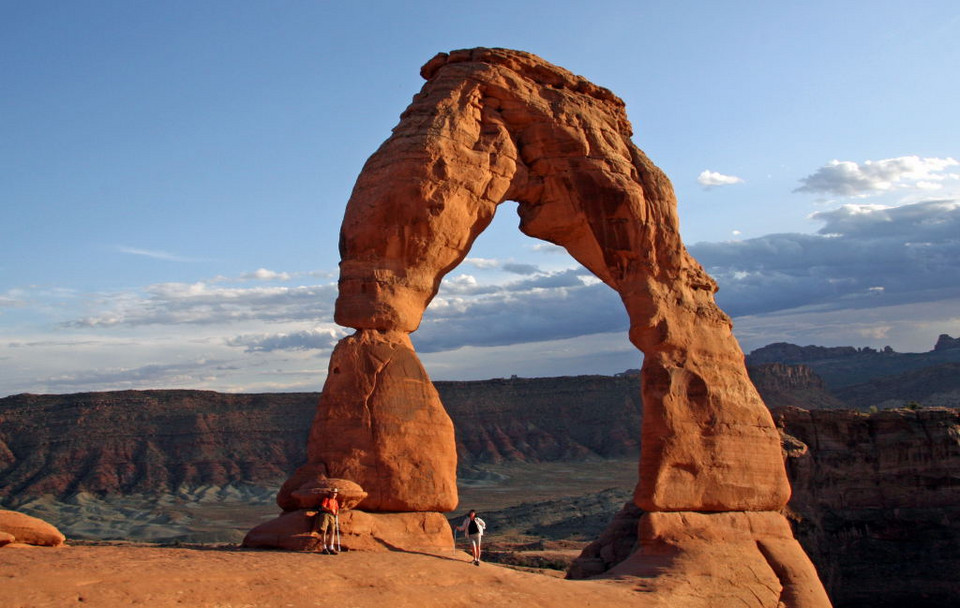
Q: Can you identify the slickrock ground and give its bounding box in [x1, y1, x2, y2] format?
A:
[2, 544, 657, 608]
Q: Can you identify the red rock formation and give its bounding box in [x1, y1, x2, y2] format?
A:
[305, 331, 457, 512]
[242, 509, 451, 553]
[607, 512, 829, 608]
[0, 510, 65, 547]
[276, 469, 367, 511]
[269, 47, 824, 603]
[321, 46, 789, 511]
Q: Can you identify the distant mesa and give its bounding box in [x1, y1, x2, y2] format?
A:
[935, 333, 960, 351]
[746, 335, 960, 391]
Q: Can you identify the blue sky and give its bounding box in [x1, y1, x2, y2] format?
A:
[2, 1, 959, 395]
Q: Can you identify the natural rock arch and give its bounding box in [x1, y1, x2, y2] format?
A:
[324, 47, 789, 512]
[253, 48, 830, 606]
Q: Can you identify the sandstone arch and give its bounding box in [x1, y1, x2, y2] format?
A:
[326, 47, 789, 513]
[256, 48, 830, 606]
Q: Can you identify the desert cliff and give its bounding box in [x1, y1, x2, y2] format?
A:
[2, 370, 958, 605]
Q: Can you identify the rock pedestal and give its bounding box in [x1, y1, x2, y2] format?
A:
[258, 47, 828, 606]
[305, 330, 457, 512]
[607, 512, 830, 608]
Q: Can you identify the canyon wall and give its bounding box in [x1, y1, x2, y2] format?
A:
[0, 377, 641, 499]
[2, 377, 957, 605]
[775, 406, 960, 607]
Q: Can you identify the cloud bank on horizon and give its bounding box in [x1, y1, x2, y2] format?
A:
[4, 2, 959, 396]
[2, 156, 959, 396]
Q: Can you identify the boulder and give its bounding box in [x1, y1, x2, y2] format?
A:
[242, 510, 452, 553]
[277, 467, 367, 511]
[0, 510, 65, 547]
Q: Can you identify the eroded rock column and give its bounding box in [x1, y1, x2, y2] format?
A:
[306, 330, 457, 512]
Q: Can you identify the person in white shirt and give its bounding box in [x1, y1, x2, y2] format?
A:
[456, 509, 486, 565]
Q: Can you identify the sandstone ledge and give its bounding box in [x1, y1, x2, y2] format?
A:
[242, 510, 452, 553]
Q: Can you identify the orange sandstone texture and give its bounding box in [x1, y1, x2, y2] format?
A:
[266, 47, 827, 605]
[331, 47, 788, 512]
[306, 330, 458, 512]
[605, 512, 831, 608]
[0, 509, 65, 547]
[276, 469, 368, 511]
[243, 510, 452, 553]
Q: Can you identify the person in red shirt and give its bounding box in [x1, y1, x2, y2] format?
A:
[309, 488, 340, 554]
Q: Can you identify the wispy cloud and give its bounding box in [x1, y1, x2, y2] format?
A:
[227, 327, 346, 353]
[116, 246, 200, 263]
[794, 156, 959, 197]
[461, 258, 543, 275]
[697, 170, 744, 189]
[65, 281, 338, 328]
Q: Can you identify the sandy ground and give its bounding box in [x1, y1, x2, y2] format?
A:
[2, 543, 655, 608]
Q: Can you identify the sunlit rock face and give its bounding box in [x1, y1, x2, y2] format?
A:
[329, 47, 788, 512]
[275, 47, 828, 604]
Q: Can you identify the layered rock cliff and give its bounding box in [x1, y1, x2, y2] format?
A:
[2, 382, 958, 605]
[747, 363, 846, 410]
[747, 335, 960, 389]
[0, 391, 315, 499]
[775, 406, 960, 607]
[436, 375, 642, 464]
[572, 406, 960, 606]
[0, 377, 643, 500]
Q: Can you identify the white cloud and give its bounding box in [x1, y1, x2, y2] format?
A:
[65, 281, 338, 328]
[462, 257, 500, 269]
[241, 268, 292, 282]
[501, 262, 540, 275]
[691, 199, 960, 318]
[460, 258, 542, 275]
[0, 290, 26, 309]
[116, 246, 199, 262]
[697, 170, 745, 188]
[227, 327, 346, 353]
[794, 156, 959, 196]
[416, 269, 627, 353]
[530, 243, 567, 254]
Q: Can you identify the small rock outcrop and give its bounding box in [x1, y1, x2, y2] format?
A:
[934, 334, 960, 351]
[0, 510, 65, 547]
